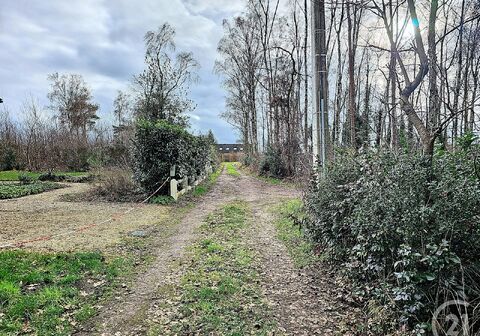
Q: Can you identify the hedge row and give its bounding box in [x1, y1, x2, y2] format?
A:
[132, 120, 217, 193]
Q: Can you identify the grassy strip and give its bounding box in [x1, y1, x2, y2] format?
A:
[0, 171, 87, 182]
[0, 182, 63, 199]
[257, 174, 282, 185]
[0, 251, 126, 335]
[273, 199, 319, 268]
[255, 174, 297, 188]
[191, 162, 224, 197]
[237, 164, 297, 187]
[150, 202, 275, 335]
[209, 162, 224, 184]
[0, 171, 41, 181]
[224, 162, 240, 177]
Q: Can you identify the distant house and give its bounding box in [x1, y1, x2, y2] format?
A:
[217, 144, 245, 162]
[216, 144, 245, 153]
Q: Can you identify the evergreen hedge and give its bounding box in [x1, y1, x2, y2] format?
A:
[304, 145, 480, 334]
[132, 120, 216, 193]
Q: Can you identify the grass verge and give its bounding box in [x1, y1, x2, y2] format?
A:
[224, 162, 240, 177]
[273, 199, 319, 268]
[0, 182, 63, 199]
[257, 174, 282, 185]
[191, 163, 224, 197]
[0, 250, 126, 335]
[149, 202, 275, 335]
[237, 164, 298, 187]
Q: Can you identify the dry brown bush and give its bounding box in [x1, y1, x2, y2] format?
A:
[89, 168, 145, 202]
[220, 152, 243, 162]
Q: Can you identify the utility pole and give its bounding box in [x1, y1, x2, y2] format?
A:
[311, 0, 328, 176]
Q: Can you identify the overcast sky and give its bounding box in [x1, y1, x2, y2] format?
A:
[0, 0, 243, 143]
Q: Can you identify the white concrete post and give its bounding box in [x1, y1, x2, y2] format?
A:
[170, 179, 178, 200]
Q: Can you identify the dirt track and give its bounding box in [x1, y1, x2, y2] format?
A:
[0, 169, 357, 334]
[74, 168, 357, 335]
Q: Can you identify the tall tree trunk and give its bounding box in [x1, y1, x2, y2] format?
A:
[390, 55, 399, 150]
[362, 59, 371, 148]
[332, 1, 344, 147]
[402, 0, 437, 156]
[303, 0, 309, 152]
[346, 1, 358, 149]
[452, 0, 466, 146]
[428, 0, 440, 137]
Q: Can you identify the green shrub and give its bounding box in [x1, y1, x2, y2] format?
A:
[132, 120, 216, 194]
[303, 149, 480, 333]
[39, 172, 91, 183]
[64, 145, 90, 172]
[18, 173, 33, 185]
[242, 153, 254, 167]
[0, 148, 17, 171]
[64, 174, 93, 183]
[259, 146, 287, 178]
[149, 195, 175, 205]
[0, 182, 62, 199]
[38, 172, 66, 182]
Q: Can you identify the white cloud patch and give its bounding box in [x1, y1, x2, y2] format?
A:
[184, 0, 245, 17]
[0, 0, 240, 143]
[189, 113, 201, 121]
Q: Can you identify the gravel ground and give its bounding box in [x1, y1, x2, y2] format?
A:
[0, 183, 172, 252]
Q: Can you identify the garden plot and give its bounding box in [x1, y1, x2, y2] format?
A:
[0, 183, 172, 252]
[0, 181, 62, 199]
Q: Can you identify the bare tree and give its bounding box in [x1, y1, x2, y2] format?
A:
[47, 72, 99, 140]
[113, 90, 131, 126]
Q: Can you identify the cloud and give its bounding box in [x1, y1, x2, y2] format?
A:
[189, 113, 201, 121]
[183, 0, 245, 17]
[0, 0, 239, 143]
